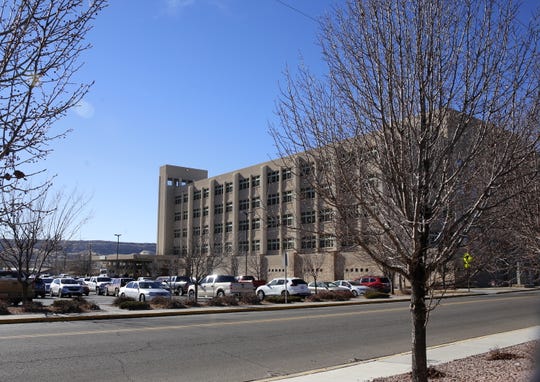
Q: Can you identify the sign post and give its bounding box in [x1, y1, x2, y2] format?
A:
[283, 252, 288, 304]
[463, 252, 473, 292]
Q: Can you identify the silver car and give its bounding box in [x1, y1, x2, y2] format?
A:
[255, 278, 310, 300]
[119, 281, 171, 302]
[333, 280, 372, 296]
[49, 278, 84, 297]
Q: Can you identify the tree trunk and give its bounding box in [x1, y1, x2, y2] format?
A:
[410, 260, 428, 382]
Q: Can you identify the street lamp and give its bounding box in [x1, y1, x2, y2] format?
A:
[114, 233, 121, 276]
[242, 211, 249, 275]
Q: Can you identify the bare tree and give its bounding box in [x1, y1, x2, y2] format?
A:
[271, 1, 539, 381]
[0, 187, 89, 300]
[301, 252, 326, 293]
[0, 0, 106, 205]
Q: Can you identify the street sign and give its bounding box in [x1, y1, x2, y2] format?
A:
[463, 252, 473, 269]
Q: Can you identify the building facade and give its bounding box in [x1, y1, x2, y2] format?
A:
[156, 160, 378, 281]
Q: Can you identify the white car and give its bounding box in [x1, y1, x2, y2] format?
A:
[49, 278, 84, 297]
[87, 276, 112, 294]
[333, 280, 372, 296]
[119, 280, 171, 301]
[308, 281, 350, 294]
[255, 278, 310, 300]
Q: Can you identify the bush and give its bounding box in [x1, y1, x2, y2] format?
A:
[207, 295, 239, 306]
[51, 299, 84, 313]
[487, 347, 521, 361]
[305, 290, 353, 302]
[239, 293, 261, 305]
[22, 301, 47, 313]
[364, 290, 390, 299]
[183, 299, 200, 307]
[150, 296, 186, 309]
[0, 300, 10, 315]
[112, 295, 136, 306]
[118, 300, 151, 310]
[264, 295, 303, 304]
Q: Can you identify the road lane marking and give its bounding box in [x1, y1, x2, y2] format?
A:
[0, 294, 534, 340]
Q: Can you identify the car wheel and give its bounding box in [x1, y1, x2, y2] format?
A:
[216, 290, 225, 298]
[120, 292, 126, 298]
[85, 292, 89, 296]
[188, 290, 195, 301]
[352, 290, 358, 297]
[281, 290, 290, 297]
[257, 290, 265, 300]
[115, 288, 119, 297]
[139, 294, 146, 302]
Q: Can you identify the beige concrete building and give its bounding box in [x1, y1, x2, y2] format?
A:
[156, 160, 378, 281]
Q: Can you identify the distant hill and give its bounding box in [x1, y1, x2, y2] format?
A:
[63, 240, 156, 256]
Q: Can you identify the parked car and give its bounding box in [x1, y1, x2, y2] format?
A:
[42, 277, 54, 294]
[87, 276, 112, 294]
[119, 280, 171, 301]
[236, 275, 266, 288]
[187, 274, 254, 300]
[307, 281, 350, 294]
[32, 277, 46, 298]
[49, 278, 84, 297]
[155, 276, 193, 296]
[333, 280, 372, 296]
[96, 282, 110, 295]
[106, 277, 134, 296]
[76, 279, 90, 296]
[355, 276, 392, 293]
[255, 278, 310, 300]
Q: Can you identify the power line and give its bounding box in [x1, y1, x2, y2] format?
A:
[274, 0, 319, 23]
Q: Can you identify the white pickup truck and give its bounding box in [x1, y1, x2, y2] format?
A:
[187, 274, 254, 300]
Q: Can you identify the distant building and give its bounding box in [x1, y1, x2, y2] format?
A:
[156, 160, 378, 281]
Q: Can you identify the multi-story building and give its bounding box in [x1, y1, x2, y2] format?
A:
[157, 160, 378, 282]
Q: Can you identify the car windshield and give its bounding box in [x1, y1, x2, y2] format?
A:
[349, 281, 362, 286]
[97, 277, 111, 282]
[290, 279, 307, 286]
[61, 278, 78, 284]
[139, 282, 162, 289]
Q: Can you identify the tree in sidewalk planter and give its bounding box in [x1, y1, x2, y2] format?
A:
[0, 0, 106, 204]
[271, 1, 539, 381]
[0, 188, 89, 301]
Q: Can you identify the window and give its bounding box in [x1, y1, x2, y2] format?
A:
[267, 170, 279, 184]
[225, 222, 233, 233]
[225, 182, 233, 193]
[251, 197, 261, 208]
[301, 210, 316, 224]
[193, 208, 201, 218]
[182, 228, 187, 237]
[267, 193, 280, 206]
[202, 244, 209, 254]
[251, 218, 261, 230]
[203, 206, 209, 216]
[251, 239, 260, 252]
[215, 184, 223, 195]
[301, 236, 316, 249]
[203, 188, 209, 198]
[238, 240, 249, 252]
[251, 175, 260, 187]
[202, 225, 209, 235]
[174, 229, 181, 238]
[319, 234, 335, 248]
[183, 193, 188, 203]
[239, 199, 249, 211]
[300, 162, 314, 176]
[193, 226, 200, 236]
[239, 178, 250, 190]
[214, 204, 223, 215]
[282, 167, 292, 180]
[301, 187, 315, 199]
[193, 190, 201, 200]
[282, 190, 293, 203]
[283, 238, 295, 250]
[214, 243, 222, 254]
[182, 210, 188, 220]
[174, 212, 181, 221]
[281, 213, 293, 227]
[214, 223, 223, 234]
[267, 216, 279, 228]
[225, 242, 233, 253]
[239, 220, 249, 231]
[267, 239, 280, 251]
[319, 208, 333, 222]
[175, 195, 182, 205]
[226, 202, 233, 212]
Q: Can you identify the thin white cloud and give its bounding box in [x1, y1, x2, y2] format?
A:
[165, 0, 195, 15]
[74, 100, 95, 119]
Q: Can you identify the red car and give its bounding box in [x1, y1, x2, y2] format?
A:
[355, 276, 391, 293]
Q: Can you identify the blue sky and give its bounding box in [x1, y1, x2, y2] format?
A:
[41, 0, 335, 244]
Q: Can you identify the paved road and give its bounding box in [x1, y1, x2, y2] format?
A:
[0, 291, 538, 382]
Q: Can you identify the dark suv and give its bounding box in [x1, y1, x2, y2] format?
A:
[106, 277, 134, 296]
[356, 276, 392, 293]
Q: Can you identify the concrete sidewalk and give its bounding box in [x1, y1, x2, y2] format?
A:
[258, 326, 539, 382]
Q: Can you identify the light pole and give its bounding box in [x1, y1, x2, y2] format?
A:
[114, 233, 121, 276]
[242, 211, 249, 276]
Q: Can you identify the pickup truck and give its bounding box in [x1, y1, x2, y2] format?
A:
[187, 274, 254, 300]
[236, 275, 266, 288]
[155, 275, 193, 295]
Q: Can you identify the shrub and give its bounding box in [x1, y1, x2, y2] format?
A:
[118, 300, 151, 310]
[239, 293, 261, 305]
[150, 296, 186, 309]
[112, 295, 136, 306]
[22, 301, 47, 313]
[364, 290, 390, 299]
[0, 300, 10, 315]
[51, 299, 84, 313]
[487, 347, 521, 361]
[305, 294, 322, 302]
[183, 299, 200, 307]
[306, 290, 353, 301]
[207, 295, 239, 306]
[265, 295, 303, 304]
